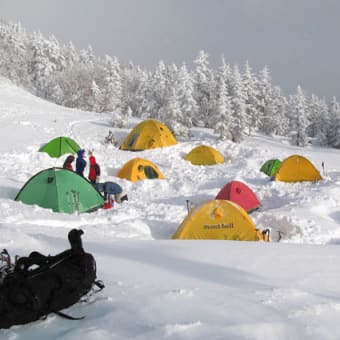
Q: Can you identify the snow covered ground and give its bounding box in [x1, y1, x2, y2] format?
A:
[0, 77, 340, 339]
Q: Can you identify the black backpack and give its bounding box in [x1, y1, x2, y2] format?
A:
[94, 163, 101, 176]
[0, 229, 104, 329]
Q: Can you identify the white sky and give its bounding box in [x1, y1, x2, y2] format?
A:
[1, 0, 340, 99]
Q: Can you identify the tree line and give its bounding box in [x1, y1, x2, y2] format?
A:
[0, 20, 339, 147]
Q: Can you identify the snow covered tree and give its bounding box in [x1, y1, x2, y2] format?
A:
[148, 60, 170, 120]
[289, 86, 309, 147]
[89, 80, 103, 112]
[79, 45, 95, 66]
[229, 65, 247, 142]
[260, 86, 288, 136]
[54, 64, 91, 109]
[307, 94, 329, 146]
[63, 41, 79, 67]
[214, 69, 233, 140]
[0, 21, 31, 88]
[27, 32, 67, 98]
[256, 66, 276, 130]
[314, 98, 329, 146]
[102, 56, 123, 115]
[193, 50, 214, 127]
[28, 32, 54, 96]
[134, 70, 152, 118]
[121, 62, 147, 117]
[163, 88, 188, 137]
[176, 64, 197, 134]
[327, 97, 340, 148]
[242, 61, 261, 135]
[4, 19, 340, 150]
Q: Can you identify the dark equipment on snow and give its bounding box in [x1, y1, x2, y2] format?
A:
[0, 229, 104, 329]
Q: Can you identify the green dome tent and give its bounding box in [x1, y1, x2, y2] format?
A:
[39, 136, 81, 158]
[15, 168, 104, 213]
[260, 159, 282, 177]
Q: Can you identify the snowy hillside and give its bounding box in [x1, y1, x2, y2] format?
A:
[1, 78, 340, 339]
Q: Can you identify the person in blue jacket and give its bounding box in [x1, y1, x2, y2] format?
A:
[75, 149, 87, 177]
[95, 181, 128, 203]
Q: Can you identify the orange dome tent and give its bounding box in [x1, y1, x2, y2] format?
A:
[274, 155, 322, 182]
[117, 158, 165, 182]
[185, 145, 225, 165]
[120, 119, 177, 151]
[172, 199, 268, 241]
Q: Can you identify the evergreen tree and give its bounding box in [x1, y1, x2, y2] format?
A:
[102, 55, 122, 115]
[134, 69, 152, 118]
[260, 86, 288, 136]
[193, 50, 214, 127]
[229, 65, 247, 142]
[121, 62, 146, 116]
[79, 45, 95, 65]
[163, 88, 188, 137]
[28, 31, 55, 96]
[53, 59, 98, 110]
[307, 94, 329, 146]
[214, 70, 233, 140]
[257, 66, 275, 129]
[89, 80, 103, 112]
[289, 86, 309, 147]
[63, 41, 79, 66]
[315, 98, 329, 146]
[2, 20, 340, 149]
[242, 61, 260, 135]
[176, 64, 197, 133]
[0, 21, 30, 88]
[327, 97, 340, 147]
[149, 60, 169, 120]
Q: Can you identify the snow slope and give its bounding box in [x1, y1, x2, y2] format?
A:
[0, 78, 340, 339]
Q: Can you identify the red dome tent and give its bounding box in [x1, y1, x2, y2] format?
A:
[215, 180, 261, 213]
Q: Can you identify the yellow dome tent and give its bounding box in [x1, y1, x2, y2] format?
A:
[172, 199, 268, 241]
[120, 119, 177, 151]
[185, 145, 224, 165]
[274, 155, 322, 182]
[117, 158, 165, 182]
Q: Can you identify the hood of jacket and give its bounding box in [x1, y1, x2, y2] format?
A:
[89, 155, 97, 165]
[77, 149, 85, 157]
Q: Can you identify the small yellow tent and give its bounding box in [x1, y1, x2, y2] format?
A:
[274, 155, 322, 182]
[120, 119, 177, 151]
[185, 145, 224, 165]
[117, 158, 165, 182]
[172, 199, 267, 241]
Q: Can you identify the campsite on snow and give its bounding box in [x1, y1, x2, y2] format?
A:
[1, 19, 340, 339]
[1, 77, 340, 339]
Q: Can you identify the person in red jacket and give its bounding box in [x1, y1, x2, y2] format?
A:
[88, 151, 100, 184]
[62, 155, 75, 171]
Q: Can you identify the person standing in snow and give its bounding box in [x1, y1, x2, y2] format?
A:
[62, 155, 75, 171]
[75, 149, 87, 177]
[88, 151, 101, 184]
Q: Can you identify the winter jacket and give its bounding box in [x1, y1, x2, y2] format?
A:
[94, 182, 122, 195]
[104, 182, 122, 195]
[88, 155, 100, 183]
[63, 155, 75, 171]
[64, 163, 74, 171]
[75, 149, 87, 177]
